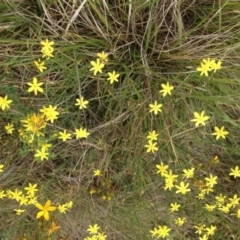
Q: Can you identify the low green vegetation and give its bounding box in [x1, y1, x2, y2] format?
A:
[0, 0, 240, 239]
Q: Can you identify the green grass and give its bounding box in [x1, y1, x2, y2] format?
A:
[1, 0, 240, 239]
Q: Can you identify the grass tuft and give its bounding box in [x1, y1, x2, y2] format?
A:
[0, 0, 240, 239]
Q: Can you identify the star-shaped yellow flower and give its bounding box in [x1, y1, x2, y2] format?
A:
[5, 123, 14, 134]
[87, 224, 100, 235]
[97, 51, 108, 63]
[74, 127, 90, 139]
[182, 168, 195, 179]
[75, 96, 89, 109]
[147, 130, 158, 141]
[40, 105, 59, 123]
[150, 225, 171, 238]
[93, 169, 102, 176]
[159, 82, 174, 97]
[90, 58, 105, 76]
[191, 111, 209, 127]
[212, 126, 229, 140]
[149, 101, 162, 115]
[34, 59, 47, 73]
[175, 181, 191, 195]
[24, 183, 38, 198]
[107, 71, 120, 84]
[58, 130, 72, 142]
[196, 62, 211, 76]
[229, 166, 240, 178]
[0, 95, 12, 110]
[40, 39, 54, 49]
[169, 202, 180, 212]
[35, 200, 56, 221]
[40, 39, 54, 59]
[34, 147, 49, 161]
[27, 77, 44, 95]
[144, 140, 158, 153]
[156, 162, 168, 176]
[205, 173, 218, 188]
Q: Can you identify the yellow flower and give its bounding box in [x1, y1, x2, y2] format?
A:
[175, 181, 191, 195]
[11, 189, 23, 201]
[144, 140, 158, 153]
[107, 71, 120, 84]
[194, 224, 206, 235]
[204, 204, 216, 212]
[34, 147, 49, 161]
[175, 217, 186, 226]
[164, 170, 178, 182]
[28, 196, 38, 205]
[147, 130, 158, 141]
[41, 39, 54, 59]
[58, 130, 72, 142]
[191, 111, 209, 127]
[90, 58, 105, 76]
[42, 47, 54, 59]
[202, 57, 216, 70]
[19, 195, 29, 205]
[149, 101, 162, 115]
[197, 192, 205, 200]
[66, 201, 73, 208]
[93, 169, 102, 176]
[0, 164, 4, 173]
[74, 127, 90, 139]
[211, 60, 222, 72]
[40, 105, 59, 123]
[97, 232, 107, 240]
[156, 162, 168, 176]
[35, 200, 56, 221]
[0, 95, 12, 110]
[40, 142, 52, 151]
[75, 96, 89, 109]
[197, 58, 214, 76]
[87, 224, 100, 235]
[21, 113, 46, 136]
[41, 39, 54, 49]
[58, 204, 68, 213]
[164, 179, 175, 191]
[196, 62, 211, 76]
[14, 209, 25, 215]
[228, 194, 240, 208]
[215, 194, 226, 207]
[206, 225, 216, 236]
[218, 204, 231, 213]
[205, 174, 217, 188]
[212, 126, 229, 140]
[229, 166, 240, 178]
[159, 82, 174, 97]
[197, 58, 222, 76]
[199, 234, 208, 240]
[24, 183, 38, 198]
[34, 59, 47, 72]
[6, 190, 13, 199]
[5, 123, 14, 134]
[182, 168, 195, 179]
[169, 202, 180, 212]
[27, 77, 44, 95]
[150, 225, 171, 238]
[97, 51, 108, 63]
